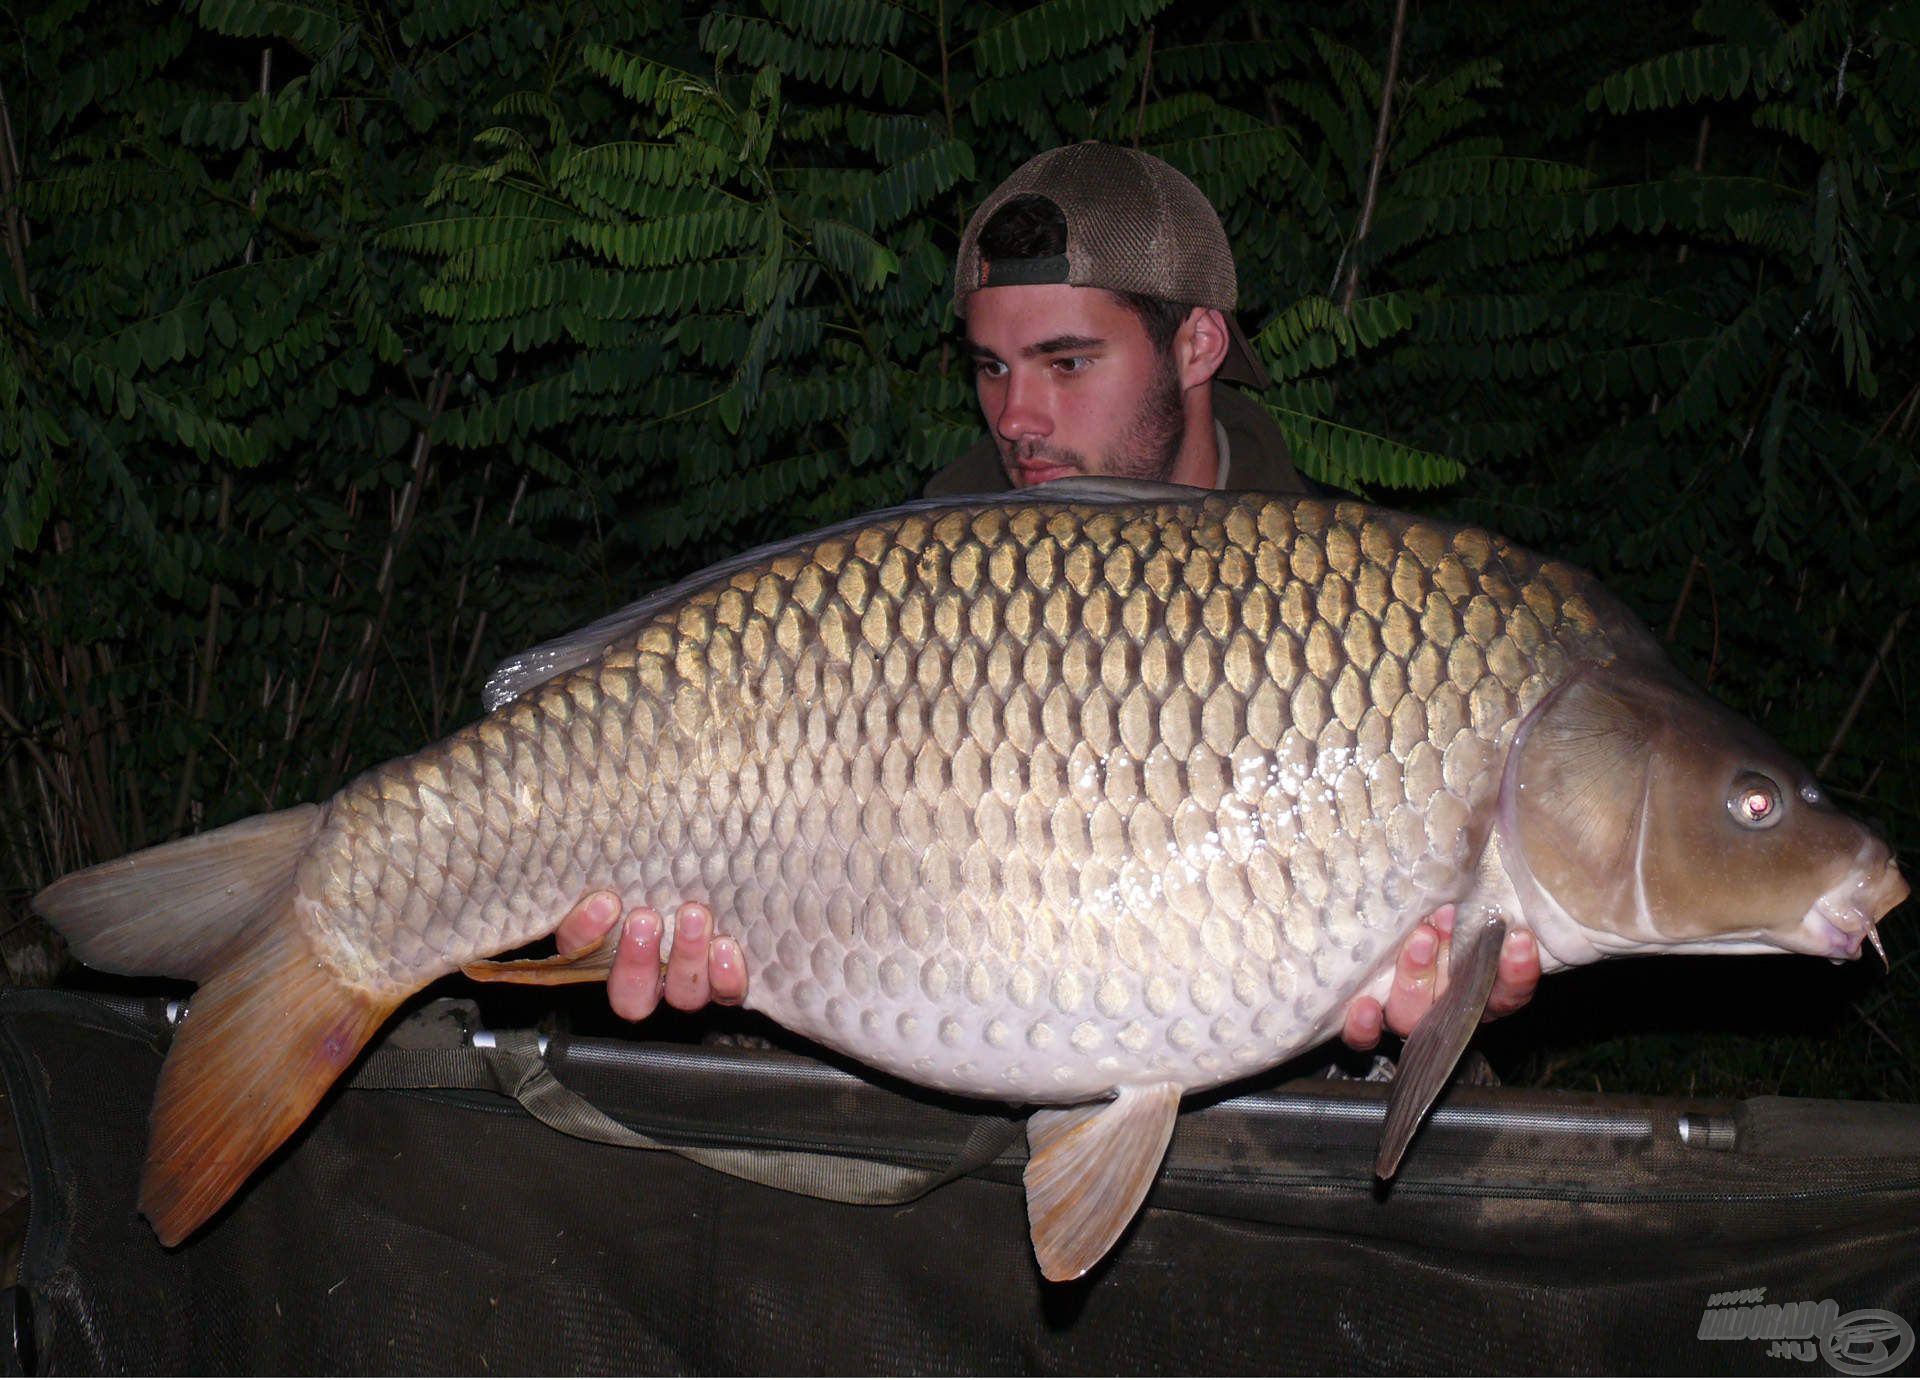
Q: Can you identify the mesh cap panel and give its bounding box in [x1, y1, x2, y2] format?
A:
[954, 143, 1238, 312]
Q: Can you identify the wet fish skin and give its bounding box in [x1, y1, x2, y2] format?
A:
[312, 492, 1609, 1095]
[32, 484, 1907, 1273]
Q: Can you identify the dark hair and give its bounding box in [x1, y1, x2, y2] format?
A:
[975, 195, 1191, 356]
[976, 193, 1067, 260]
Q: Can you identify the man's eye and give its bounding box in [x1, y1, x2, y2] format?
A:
[974, 360, 1006, 379]
[1052, 356, 1090, 374]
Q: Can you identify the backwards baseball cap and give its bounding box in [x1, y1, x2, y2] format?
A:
[952, 142, 1270, 389]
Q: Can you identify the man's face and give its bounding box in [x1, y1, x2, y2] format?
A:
[965, 283, 1185, 487]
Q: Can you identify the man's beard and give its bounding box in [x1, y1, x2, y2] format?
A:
[1005, 357, 1185, 483]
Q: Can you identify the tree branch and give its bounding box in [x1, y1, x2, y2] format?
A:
[1342, 0, 1409, 316]
[1818, 608, 1908, 780]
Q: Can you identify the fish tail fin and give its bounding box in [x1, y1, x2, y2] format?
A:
[32, 805, 401, 1245]
[33, 805, 324, 980]
[142, 921, 398, 1245]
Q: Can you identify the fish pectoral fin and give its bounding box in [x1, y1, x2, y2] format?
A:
[1023, 1081, 1182, 1283]
[461, 926, 622, 985]
[1374, 914, 1509, 1180]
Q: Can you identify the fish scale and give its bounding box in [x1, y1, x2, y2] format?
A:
[300, 492, 1605, 1098]
[38, 481, 1903, 1272]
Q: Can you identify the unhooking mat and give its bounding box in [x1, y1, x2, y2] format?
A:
[1, 986, 1916, 1376]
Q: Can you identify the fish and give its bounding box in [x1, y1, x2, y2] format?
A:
[33, 479, 1908, 1280]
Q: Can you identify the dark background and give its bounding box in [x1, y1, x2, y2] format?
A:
[1, 0, 1914, 1100]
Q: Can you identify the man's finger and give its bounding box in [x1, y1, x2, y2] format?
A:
[662, 902, 714, 1011]
[1341, 995, 1385, 1052]
[607, 906, 666, 1022]
[709, 936, 748, 1006]
[554, 889, 622, 956]
[1485, 929, 1540, 1020]
[1380, 923, 1441, 1039]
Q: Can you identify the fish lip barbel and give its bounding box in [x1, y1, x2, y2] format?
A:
[1810, 847, 1907, 964]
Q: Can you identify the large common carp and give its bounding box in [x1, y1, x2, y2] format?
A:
[35, 480, 1908, 1280]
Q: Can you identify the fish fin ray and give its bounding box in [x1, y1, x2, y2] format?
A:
[141, 922, 398, 1246]
[32, 806, 323, 980]
[1375, 915, 1508, 1179]
[1023, 1081, 1181, 1282]
[462, 926, 621, 984]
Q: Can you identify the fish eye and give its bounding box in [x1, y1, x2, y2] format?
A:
[1728, 774, 1783, 829]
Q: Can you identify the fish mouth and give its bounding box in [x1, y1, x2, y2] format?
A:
[1805, 849, 1909, 966]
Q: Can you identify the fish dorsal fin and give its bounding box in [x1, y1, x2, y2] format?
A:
[483, 591, 702, 712]
[482, 481, 1215, 710]
[1024, 1081, 1181, 1282]
[1021, 475, 1209, 504]
[1374, 913, 1509, 1178]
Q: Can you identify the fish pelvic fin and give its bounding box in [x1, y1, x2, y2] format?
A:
[1023, 1081, 1181, 1283]
[141, 920, 398, 1247]
[32, 805, 323, 980]
[462, 923, 621, 984]
[1375, 914, 1509, 1180]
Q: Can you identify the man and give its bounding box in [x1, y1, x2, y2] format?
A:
[556, 143, 1540, 1052]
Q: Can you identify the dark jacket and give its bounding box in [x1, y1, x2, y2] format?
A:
[921, 381, 1308, 497]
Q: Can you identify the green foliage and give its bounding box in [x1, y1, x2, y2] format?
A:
[1, 0, 1916, 1101]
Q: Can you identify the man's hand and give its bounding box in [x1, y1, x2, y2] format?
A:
[1339, 905, 1541, 1051]
[553, 891, 747, 1021]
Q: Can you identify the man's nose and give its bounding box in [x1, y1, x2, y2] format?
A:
[995, 372, 1050, 442]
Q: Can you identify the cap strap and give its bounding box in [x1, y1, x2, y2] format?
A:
[977, 253, 1069, 289]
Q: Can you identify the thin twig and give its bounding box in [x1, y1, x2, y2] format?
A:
[435, 460, 493, 733]
[271, 480, 359, 804]
[1132, 26, 1156, 149]
[243, 47, 272, 267]
[0, 696, 84, 832]
[1246, 8, 1286, 130]
[1663, 553, 1719, 682]
[1855, 1007, 1905, 1059]
[454, 472, 528, 706]
[936, 0, 955, 141]
[167, 47, 272, 833]
[1703, 560, 1721, 687]
[1663, 554, 1701, 642]
[328, 371, 451, 780]
[1342, 0, 1409, 316]
[1857, 759, 1884, 799]
[170, 474, 231, 834]
[1673, 115, 1710, 269]
[1899, 383, 1920, 444]
[1818, 608, 1908, 779]
[1866, 376, 1920, 448]
[0, 706, 43, 887]
[31, 536, 126, 860]
[0, 74, 36, 315]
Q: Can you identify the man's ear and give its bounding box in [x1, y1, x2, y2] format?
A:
[1176, 307, 1231, 389]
